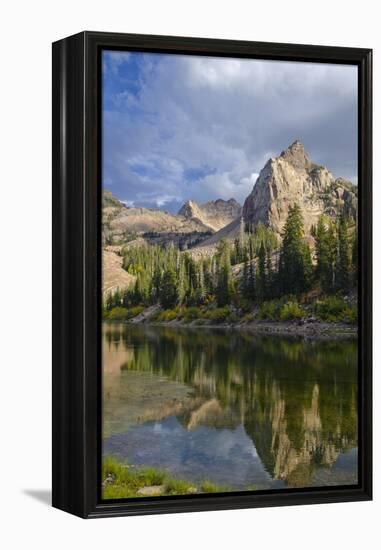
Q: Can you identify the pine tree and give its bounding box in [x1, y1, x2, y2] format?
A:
[247, 239, 256, 300]
[233, 238, 241, 265]
[256, 242, 267, 302]
[236, 216, 246, 263]
[278, 204, 312, 295]
[105, 292, 113, 311]
[216, 240, 234, 306]
[133, 273, 149, 305]
[177, 259, 186, 305]
[352, 226, 358, 284]
[152, 265, 162, 302]
[160, 268, 178, 308]
[326, 221, 337, 292]
[266, 250, 273, 298]
[241, 253, 249, 296]
[336, 214, 351, 293]
[197, 260, 206, 303]
[315, 215, 331, 292]
[113, 288, 122, 308]
[122, 288, 130, 308]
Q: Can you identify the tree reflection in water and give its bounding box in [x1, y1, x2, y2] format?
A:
[103, 323, 358, 490]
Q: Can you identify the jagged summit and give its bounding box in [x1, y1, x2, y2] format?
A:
[243, 142, 357, 237]
[178, 198, 242, 232]
[279, 140, 311, 171]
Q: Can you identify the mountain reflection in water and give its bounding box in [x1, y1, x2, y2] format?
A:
[102, 323, 358, 490]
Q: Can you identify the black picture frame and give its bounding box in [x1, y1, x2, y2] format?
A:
[52, 31, 372, 519]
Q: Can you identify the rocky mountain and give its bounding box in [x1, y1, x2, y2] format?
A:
[103, 141, 358, 271]
[178, 198, 242, 232]
[102, 190, 212, 246]
[243, 140, 357, 237]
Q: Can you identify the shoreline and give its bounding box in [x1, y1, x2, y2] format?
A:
[148, 320, 357, 338]
[104, 317, 357, 339]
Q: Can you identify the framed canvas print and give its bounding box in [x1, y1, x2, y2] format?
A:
[52, 31, 372, 518]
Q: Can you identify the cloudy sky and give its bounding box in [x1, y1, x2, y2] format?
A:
[102, 50, 357, 213]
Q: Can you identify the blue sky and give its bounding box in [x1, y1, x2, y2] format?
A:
[102, 50, 357, 213]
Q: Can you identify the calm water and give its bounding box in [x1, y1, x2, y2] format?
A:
[102, 323, 358, 491]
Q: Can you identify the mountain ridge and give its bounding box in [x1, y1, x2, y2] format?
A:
[178, 197, 242, 231]
[102, 139, 357, 271]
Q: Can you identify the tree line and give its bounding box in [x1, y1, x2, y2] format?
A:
[104, 204, 357, 312]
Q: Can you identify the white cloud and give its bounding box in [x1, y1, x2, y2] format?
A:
[103, 51, 131, 75]
[121, 200, 135, 207]
[103, 52, 358, 210]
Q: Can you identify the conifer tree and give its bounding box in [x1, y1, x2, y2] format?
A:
[198, 260, 206, 303]
[105, 291, 113, 311]
[256, 242, 267, 302]
[336, 214, 351, 292]
[278, 203, 312, 295]
[177, 259, 186, 305]
[241, 253, 250, 297]
[113, 288, 122, 307]
[240, 240, 255, 301]
[315, 215, 331, 292]
[160, 268, 178, 308]
[266, 250, 273, 298]
[152, 265, 162, 302]
[216, 240, 234, 306]
[352, 227, 358, 284]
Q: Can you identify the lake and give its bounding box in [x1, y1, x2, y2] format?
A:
[102, 322, 358, 492]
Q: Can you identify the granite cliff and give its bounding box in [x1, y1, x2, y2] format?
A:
[243, 140, 357, 237]
[178, 198, 242, 232]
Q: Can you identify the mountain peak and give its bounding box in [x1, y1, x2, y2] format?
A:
[243, 141, 357, 237]
[178, 198, 242, 232]
[280, 140, 310, 171]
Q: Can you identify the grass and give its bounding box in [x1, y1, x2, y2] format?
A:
[102, 456, 224, 499]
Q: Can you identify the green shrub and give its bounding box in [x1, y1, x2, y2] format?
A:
[107, 307, 129, 320]
[241, 312, 254, 323]
[226, 312, 239, 323]
[341, 305, 358, 324]
[315, 296, 349, 322]
[157, 309, 178, 322]
[279, 301, 304, 321]
[256, 297, 304, 321]
[183, 306, 203, 321]
[232, 296, 252, 313]
[256, 300, 280, 321]
[126, 306, 144, 319]
[102, 308, 109, 320]
[104, 305, 145, 321]
[203, 294, 216, 306]
[204, 306, 230, 323]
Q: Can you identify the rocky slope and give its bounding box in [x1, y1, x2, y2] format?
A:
[243, 140, 357, 237]
[178, 198, 242, 232]
[102, 190, 212, 246]
[102, 246, 136, 297]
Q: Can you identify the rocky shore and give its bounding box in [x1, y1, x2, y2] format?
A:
[111, 309, 357, 338]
